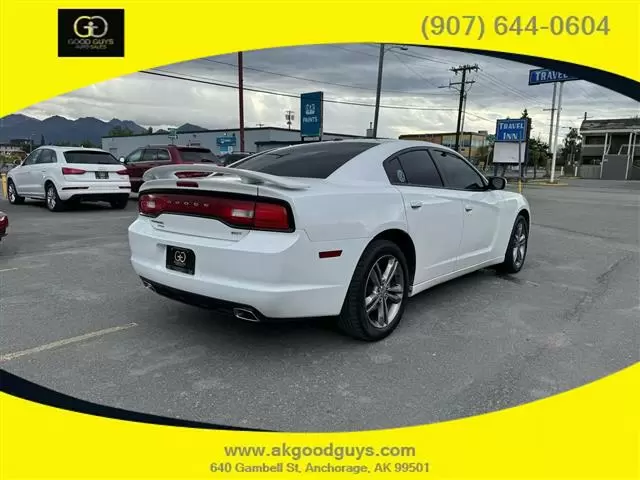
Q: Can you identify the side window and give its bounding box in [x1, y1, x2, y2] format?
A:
[126, 149, 143, 163]
[141, 149, 157, 161]
[396, 150, 443, 187]
[23, 150, 41, 166]
[430, 150, 486, 191]
[384, 157, 407, 184]
[156, 149, 171, 161]
[37, 149, 55, 164]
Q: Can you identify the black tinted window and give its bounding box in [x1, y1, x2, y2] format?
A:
[397, 150, 443, 187]
[177, 148, 218, 163]
[430, 150, 485, 190]
[231, 142, 378, 178]
[384, 157, 407, 184]
[63, 151, 120, 165]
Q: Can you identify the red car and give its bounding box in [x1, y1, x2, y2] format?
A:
[0, 211, 8, 241]
[119, 145, 221, 192]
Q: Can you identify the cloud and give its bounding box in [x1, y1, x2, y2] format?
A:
[17, 44, 640, 139]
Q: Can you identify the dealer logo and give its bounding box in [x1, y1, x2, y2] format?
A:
[58, 9, 124, 57]
[73, 16, 109, 38]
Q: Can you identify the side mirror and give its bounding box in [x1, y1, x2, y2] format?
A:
[488, 176, 506, 190]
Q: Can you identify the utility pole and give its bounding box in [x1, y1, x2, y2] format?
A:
[450, 64, 478, 152]
[372, 43, 385, 139]
[549, 82, 565, 184]
[543, 83, 558, 176]
[238, 52, 245, 152]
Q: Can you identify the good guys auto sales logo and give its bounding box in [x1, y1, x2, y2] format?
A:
[58, 9, 124, 57]
[73, 16, 109, 38]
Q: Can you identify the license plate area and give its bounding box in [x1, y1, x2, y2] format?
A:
[95, 171, 109, 179]
[166, 245, 195, 275]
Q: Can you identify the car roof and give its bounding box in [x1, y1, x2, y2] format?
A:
[145, 144, 212, 149]
[35, 145, 109, 153]
[250, 138, 456, 154]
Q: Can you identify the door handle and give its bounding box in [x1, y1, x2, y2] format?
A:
[465, 205, 473, 212]
[410, 201, 423, 209]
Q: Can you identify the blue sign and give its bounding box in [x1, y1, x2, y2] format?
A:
[528, 68, 579, 86]
[216, 136, 236, 147]
[300, 91, 323, 138]
[495, 118, 529, 142]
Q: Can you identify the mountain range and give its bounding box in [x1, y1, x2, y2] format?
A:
[0, 114, 207, 146]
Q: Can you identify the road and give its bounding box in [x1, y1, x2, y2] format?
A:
[1, 179, 638, 432]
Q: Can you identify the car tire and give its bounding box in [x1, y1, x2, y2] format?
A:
[497, 213, 529, 274]
[337, 239, 410, 341]
[45, 183, 65, 212]
[7, 180, 24, 205]
[110, 196, 129, 209]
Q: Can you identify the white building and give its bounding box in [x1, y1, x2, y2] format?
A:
[101, 127, 365, 158]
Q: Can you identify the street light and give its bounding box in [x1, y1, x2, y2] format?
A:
[372, 44, 408, 139]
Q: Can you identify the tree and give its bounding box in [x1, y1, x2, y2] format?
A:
[108, 125, 134, 137]
[40, 134, 46, 146]
[561, 128, 582, 166]
[147, 127, 153, 134]
[521, 109, 535, 177]
[80, 140, 97, 148]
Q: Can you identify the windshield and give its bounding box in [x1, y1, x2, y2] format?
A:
[63, 151, 120, 165]
[178, 148, 219, 163]
[229, 142, 378, 178]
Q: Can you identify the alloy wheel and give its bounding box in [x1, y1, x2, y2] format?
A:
[46, 186, 56, 210]
[8, 183, 15, 203]
[512, 221, 527, 268]
[364, 255, 405, 329]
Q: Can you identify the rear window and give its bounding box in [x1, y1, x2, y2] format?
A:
[230, 141, 378, 178]
[63, 151, 120, 165]
[177, 148, 219, 163]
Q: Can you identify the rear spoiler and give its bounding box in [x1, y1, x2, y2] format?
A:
[142, 164, 310, 190]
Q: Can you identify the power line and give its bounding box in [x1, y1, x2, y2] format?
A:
[389, 51, 441, 89]
[196, 58, 452, 96]
[140, 69, 465, 113]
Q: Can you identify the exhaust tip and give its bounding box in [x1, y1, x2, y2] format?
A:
[141, 279, 156, 292]
[233, 308, 260, 323]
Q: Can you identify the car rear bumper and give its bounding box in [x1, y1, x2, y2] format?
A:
[128, 217, 365, 319]
[58, 181, 131, 201]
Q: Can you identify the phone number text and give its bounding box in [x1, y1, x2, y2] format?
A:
[421, 16, 610, 40]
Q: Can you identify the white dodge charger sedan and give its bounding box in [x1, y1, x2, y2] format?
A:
[128, 140, 530, 341]
[7, 146, 131, 211]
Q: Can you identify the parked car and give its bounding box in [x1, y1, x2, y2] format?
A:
[7, 146, 131, 212]
[119, 145, 221, 192]
[128, 139, 530, 341]
[218, 152, 254, 166]
[0, 211, 7, 241]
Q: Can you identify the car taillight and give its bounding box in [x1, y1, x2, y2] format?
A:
[138, 193, 292, 231]
[116, 169, 129, 175]
[175, 171, 210, 178]
[62, 167, 85, 175]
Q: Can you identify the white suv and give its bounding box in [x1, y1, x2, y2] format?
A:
[7, 146, 131, 211]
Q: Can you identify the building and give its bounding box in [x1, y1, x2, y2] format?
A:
[0, 143, 27, 159]
[101, 126, 365, 159]
[398, 130, 489, 162]
[579, 117, 640, 180]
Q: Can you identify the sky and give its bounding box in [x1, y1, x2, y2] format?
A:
[19, 43, 640, 142]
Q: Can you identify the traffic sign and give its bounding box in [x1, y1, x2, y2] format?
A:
[528, 68, 578, 86]
[495, 118, 529, 142]
[300, 91, 323, 139]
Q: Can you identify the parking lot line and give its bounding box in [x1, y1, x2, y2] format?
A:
[0, 267, 19, 273]
[0, 323, 138, 363]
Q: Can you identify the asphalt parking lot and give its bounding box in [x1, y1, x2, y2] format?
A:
[1, 179, 638, 432]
